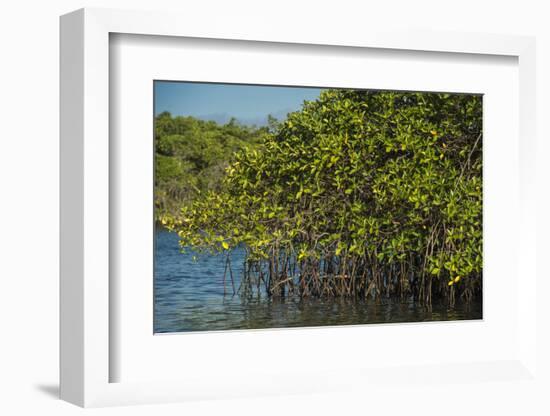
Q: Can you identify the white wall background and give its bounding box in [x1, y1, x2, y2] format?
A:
[0, 1, 548, 415]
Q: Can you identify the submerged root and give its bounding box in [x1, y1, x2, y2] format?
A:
[233, 254, 481, 307]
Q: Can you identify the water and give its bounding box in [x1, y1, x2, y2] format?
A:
[154, 229, 482, 333]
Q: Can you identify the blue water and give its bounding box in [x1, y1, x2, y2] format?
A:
[154, 229, 482, 333]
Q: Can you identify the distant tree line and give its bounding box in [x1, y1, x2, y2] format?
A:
[155, 112, 266, 216]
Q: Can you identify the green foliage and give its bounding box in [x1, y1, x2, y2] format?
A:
[154, 112, 266, 217]
[165, 91, 483, 304]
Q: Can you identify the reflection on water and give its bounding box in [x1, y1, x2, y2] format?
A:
[154, 229, 482, 333]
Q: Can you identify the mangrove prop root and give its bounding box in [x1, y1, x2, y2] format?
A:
[230, 249, 481, 306]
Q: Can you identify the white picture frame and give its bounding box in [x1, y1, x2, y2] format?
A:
[60, 7, 538, 408]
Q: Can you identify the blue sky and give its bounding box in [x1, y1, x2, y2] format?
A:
[154, 81, 323, 126]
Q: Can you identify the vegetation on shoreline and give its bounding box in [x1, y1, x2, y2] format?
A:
[161, 90, 483, 306]
[155, 112, 266, 217]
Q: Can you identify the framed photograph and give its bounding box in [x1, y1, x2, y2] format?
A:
[60, 8, 538, 408]
[152, 81, 483, 334]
